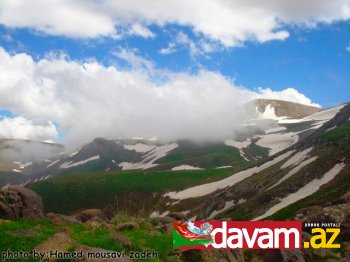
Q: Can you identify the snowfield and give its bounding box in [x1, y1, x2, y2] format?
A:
[60, 155, 100, 169]
[253, 162, 346, 220]
[255, 132, 299, 156]
[164, 150, 294, 200]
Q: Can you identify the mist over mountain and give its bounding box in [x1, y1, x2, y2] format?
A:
[0, 48, 322, 150]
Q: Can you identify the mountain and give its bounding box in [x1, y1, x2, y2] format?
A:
[2, 100, 350, 261]
[0, 139, 63, 187]
[21, 101, 349, 218]
[0, 99, 344, 187]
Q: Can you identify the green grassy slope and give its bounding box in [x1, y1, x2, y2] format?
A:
[153, 140, 268, 170]
[29, 168, 235, 215]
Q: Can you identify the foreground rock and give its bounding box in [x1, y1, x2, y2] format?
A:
[35, 232, 75, 254]
[0, 186, 44, 220]
[47, 212, 82, 226]
[75, 209, 107, 222]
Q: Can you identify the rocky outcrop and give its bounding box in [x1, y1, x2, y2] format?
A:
[0, 185, 44, 220]
[47, 212, 82, 226]
[75, 208, 107, 222]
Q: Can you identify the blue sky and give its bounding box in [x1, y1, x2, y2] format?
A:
[0, 1, 349, 143]
[1, 22, 349, 108]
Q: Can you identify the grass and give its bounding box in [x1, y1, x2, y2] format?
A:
[154, 141, 250, 170]
[29, 168, 236, 214]
[71, 225, 124, 251]
[0, 215, 177, 262]
[0, 219, 56, 255]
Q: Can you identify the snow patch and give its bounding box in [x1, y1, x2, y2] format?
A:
[12, 169, 22, 173]
[171, 165, 203, 171]
[254, 162, 346, 220]
[256, 132, 299, 156]
[13, 161, 32, 169]
[119, 143, 178, 170]
[259, 105, 288, 121]
[69, 148, 81, 157]
[149, 211, 170, 218]
[123, 143, 155, 153]
[216, 166, 232, 169]
[225, 138, 251, 160]
[225, 138, 251, 149]
[60, 155, 100, 169]
[165, 151, 294, 200]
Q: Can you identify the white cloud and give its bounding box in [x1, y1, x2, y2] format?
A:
[346, 44, 350, 52]
[127, 23, 155, 38]
[159, 42, 177, 55]
[0, 1, 349, 46]
[0, 116, 58, 142]
[0, 48, 319, 147]
[159, 31, 219, 57]
[111, 48, 155, 72]
[257, 87, 321, 107]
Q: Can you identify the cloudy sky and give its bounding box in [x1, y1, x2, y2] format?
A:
[0, 0, 349, 145]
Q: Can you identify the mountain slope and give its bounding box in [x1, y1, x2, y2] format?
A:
[25, 102, 350, 223]
[162, 103, 350, 220]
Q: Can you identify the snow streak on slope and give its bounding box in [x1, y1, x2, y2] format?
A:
[281, 147, 314, 169]
[209, 200, 235, 219]
[253, 162, 346, 221]
[60, 155, 100, 169]
[269, 156, 318, 190]
[171, 165, 203, 171]
[119, 143, 178, 170]
[165, 150, 294, 200]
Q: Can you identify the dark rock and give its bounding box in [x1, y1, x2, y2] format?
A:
[160, 216, 175, 224]
[75, 209, 107, 222]
[168, 212, 187, 220]
[0, 186, 44, 220]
